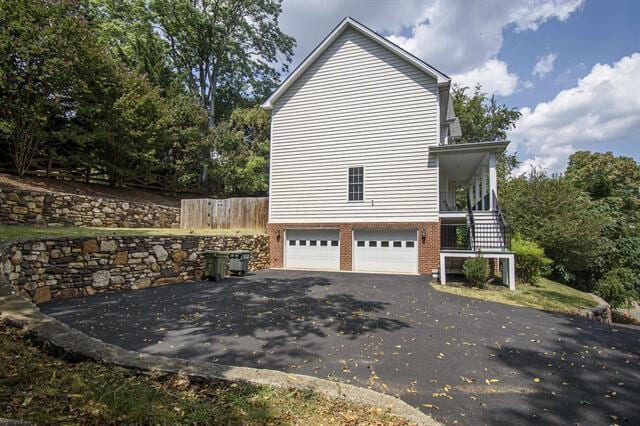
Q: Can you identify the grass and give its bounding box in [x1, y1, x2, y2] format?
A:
[0, 224, 265, 242]
[0, 323, 407, 425]
[432, 277, 599, 314]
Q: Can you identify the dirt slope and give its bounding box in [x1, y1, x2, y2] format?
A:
[0, 173, 190, 207]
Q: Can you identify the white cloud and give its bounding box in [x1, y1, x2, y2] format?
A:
[512, 53, 640, 175]
[281, 0, 584, 75]
[522, 80, 536, 90]
[452, 59, 519, 96]
[533, 53, 557, 78]
[385, 0, 583, 74]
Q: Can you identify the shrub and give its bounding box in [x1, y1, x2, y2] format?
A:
[512, 234, 552, 285]
[595, 268, 639, 310]
[463, 255, 489, 288]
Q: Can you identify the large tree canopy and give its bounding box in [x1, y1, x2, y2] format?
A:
[0, 0, 98, 175]
[152, 0, 295, 127]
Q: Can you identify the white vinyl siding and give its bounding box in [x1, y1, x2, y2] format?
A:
[269, 28, 439, 223]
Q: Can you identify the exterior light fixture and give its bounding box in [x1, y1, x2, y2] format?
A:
[421, 229, 426, 243]
[276, 230, 281, 242]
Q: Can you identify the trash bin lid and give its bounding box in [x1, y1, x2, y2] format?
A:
[204, 250, 230, 257]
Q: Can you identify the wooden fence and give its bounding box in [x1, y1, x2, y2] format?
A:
[180, 197, 268, 230]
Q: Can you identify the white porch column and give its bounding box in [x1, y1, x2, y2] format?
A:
[440, 253, 447, 285]
[501, 255, 516, 291]
[489, 152, 497, 211]
[474, 175, 480, 210]
[482, 167, 488, 210]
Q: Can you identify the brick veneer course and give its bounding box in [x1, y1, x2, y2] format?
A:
[0, 187, 180, 228]
[267, 222, 440, 275]
[0, 235, 269, 304]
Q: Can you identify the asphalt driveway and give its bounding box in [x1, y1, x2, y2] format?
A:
[41, 269, 639, 425]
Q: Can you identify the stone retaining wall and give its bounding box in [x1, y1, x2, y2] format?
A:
[0, 235, 269, 304]
[0, 188, 180, 228]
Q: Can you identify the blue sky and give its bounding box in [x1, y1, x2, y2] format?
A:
[279, 0, 639, 173]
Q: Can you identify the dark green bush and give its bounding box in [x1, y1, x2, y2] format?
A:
[595, 268, 639, 310]
[463, 255, 489, 288]
[512, 234, 552, 285]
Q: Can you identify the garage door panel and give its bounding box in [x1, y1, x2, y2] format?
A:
[353, 229, 418, 274]
[285, 229, 340, 271]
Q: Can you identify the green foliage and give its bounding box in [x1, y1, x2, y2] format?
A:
[501, 170, 607, 289]
[90, 0, 181, 95]
[566, 151, 640, 200]
[0, 0, 98, 175]
[451, 84, 521, 183]
[595, 268, 639, 310]
[463, 255, 489, 288]
[0, 0, 290, 196]
[452, 84, 522, 143]
[151, 0, 295, 127]
[206, 107, 271, 196]
[512, 235, 551, 285]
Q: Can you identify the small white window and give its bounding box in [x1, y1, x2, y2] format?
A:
[348, 167, 364, 201]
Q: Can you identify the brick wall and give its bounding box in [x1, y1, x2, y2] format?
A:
[267, 222, 440, 275]
[0, 235, 269, 304]
[0, 187, 180, 228]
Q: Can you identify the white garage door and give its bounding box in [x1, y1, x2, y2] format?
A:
[353, 229, 418, 274]
[285, 229, 340, 271]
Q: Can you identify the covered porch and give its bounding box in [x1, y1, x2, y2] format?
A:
[434, 141, 507, 214]
[430, 141, 516, 290]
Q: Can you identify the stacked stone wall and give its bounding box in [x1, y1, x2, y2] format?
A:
[0, 235, 269, 303]
[0, 188, 180, 228]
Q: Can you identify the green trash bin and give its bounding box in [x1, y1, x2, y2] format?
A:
[228, 250, 251, 276]
[203, 251, 229, 282]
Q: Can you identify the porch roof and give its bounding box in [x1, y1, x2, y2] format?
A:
[429, 140, 509, 154]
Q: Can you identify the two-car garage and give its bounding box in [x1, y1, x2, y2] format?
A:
[284, 228, 418, 274]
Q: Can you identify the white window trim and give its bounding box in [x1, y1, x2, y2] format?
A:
[346, 165, 365, 203]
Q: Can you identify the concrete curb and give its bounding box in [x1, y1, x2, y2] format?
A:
[0, 243, 437, 426]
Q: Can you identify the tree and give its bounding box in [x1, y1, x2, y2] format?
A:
[206, 107, 270, 196]
[452, 84, 522, 143]
[451, 84, 521, 182]
[566, 151, 640, 200]
[0, 0, 97, 175]
[151, 0, 295, 128]
[90, 0, 181, 95]
[565, 151, 640, 299]
[72, 64, 174, 187]
[500, 170, 607, 289]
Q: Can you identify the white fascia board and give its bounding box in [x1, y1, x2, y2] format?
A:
[262, 17, 451, 110]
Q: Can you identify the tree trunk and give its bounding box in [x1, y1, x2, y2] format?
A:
[207, 66, 219, 129]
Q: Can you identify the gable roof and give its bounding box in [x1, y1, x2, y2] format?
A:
[262, 17, 451, 110]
